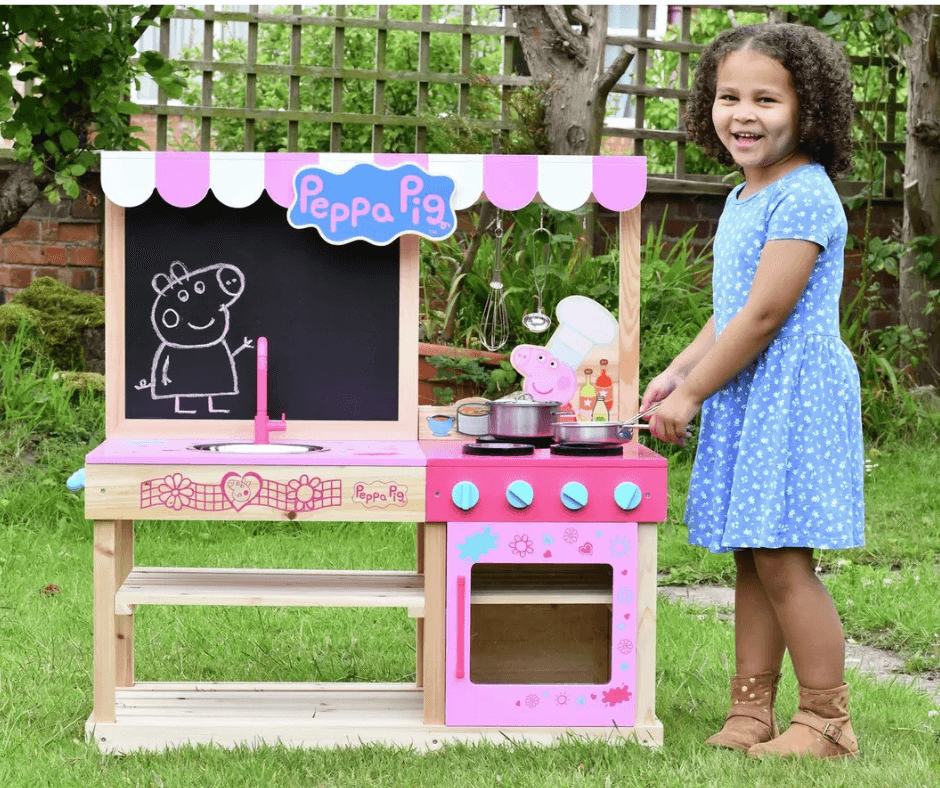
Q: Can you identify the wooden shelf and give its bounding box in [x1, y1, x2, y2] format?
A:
[468, 564, 613, 606]
[86, 682, 663, 752]
[114, 568, 425, 616]
[470, 588, 613, 605]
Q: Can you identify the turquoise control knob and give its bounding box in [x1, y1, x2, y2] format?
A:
[560, 481, 589, 511]
[614, 481, 643, 511]
[451, 481, 480, 511]
[506, 480, 534, 509]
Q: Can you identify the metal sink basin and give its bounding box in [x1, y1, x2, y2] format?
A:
[188, 443, 326, 455]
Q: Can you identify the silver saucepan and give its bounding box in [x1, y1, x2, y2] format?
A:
[552, 420, 649, 444]
[486, 396, 561, 439]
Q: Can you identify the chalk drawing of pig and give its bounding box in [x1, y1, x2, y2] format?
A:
[135, 260, 253, 414]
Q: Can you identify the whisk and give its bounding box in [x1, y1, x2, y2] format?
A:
[480, 212, 509, 351]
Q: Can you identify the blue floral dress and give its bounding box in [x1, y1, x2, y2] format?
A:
[685, 163, 865, 554]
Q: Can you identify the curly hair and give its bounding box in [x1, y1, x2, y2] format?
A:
[684, 23, 854, 181]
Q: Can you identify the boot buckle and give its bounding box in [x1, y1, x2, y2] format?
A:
[822, 722, 842, 743]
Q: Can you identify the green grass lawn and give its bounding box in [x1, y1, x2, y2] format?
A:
[1, 413, 939, 785]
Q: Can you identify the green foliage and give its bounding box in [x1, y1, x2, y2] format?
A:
[840, 236, 940, 444]
[0, 322, 103, 441]
[177, 5, 504, 153]
[0, 6, 184, 203]
[424, 356, 517, 404]
[420, 204, 616, 350]
[423, 76, 554, 156]
[0, 277, 104, 371]
[638, 215, 713, 390]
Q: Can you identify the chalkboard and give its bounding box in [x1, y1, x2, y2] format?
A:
[124, 193, 400, 422]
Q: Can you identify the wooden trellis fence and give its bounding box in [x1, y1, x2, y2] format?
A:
[141, 4, 904, 196]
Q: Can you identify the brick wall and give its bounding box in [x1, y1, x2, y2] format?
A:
[0, 167, 104, 305]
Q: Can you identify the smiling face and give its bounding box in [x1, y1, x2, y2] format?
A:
[711, 46, 810, 191]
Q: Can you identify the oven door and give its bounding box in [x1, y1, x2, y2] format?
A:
[445, 521, 638, 727]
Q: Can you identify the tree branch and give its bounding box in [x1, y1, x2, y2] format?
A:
[0, 163, 53, 237]
[542, 5, 589, 65]
[597, 45, 635, 97]
[911, 120, 940, 150]
[132, 5, 164, 46]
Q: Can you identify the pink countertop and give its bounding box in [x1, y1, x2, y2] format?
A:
[86, 438, 427, 467]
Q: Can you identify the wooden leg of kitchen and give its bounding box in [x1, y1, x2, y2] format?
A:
[114, 519, 135, 687]
[415, 521, 425, 688]
[634, 522, 659, 738]
[422, 521, 446, 725]
[92, 519, 135, 724]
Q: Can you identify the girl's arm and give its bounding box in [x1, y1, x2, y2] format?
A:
[639, 316, 716, 413]
[649, 238, 821, 444]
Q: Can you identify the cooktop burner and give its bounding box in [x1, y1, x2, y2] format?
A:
[550, 442, 624, 457]
[487, 434, 555, 449]
[462, 441, 536, 456]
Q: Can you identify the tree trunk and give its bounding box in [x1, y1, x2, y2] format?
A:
[898, 7, 940, 386]
[510, 5, 634, 156]
[0, 163, 50, 237]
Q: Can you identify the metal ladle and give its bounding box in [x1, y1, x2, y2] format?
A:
[522, 210, 552, 334]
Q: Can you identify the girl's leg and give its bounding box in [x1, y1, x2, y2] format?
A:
[750, 547, 844, 689]
[733, 549, 786, 676]
[705, 549, 786, 751]
[747, 547, 859, 758]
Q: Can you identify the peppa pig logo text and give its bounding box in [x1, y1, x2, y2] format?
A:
[287, 162, 457, 245]
[352, 481, 408, 509]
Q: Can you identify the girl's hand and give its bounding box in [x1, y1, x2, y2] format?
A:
[648, 389, 701, 447]
[639, 370, 685, 414]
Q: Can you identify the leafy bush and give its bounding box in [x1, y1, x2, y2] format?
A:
[420, 204, 616, 350]
[841, 235, 940, 444]
[0, 322, 103, 442]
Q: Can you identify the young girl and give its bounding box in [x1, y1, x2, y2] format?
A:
[641, 23, 863, 759]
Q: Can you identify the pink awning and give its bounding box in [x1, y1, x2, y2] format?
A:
[101, 152, 647, 212]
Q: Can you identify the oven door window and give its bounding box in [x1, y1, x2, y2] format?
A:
[469, 563, 612, 685]
[446, 521, 638, 727]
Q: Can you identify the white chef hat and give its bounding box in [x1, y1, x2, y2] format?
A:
[546, 296, 619, 370]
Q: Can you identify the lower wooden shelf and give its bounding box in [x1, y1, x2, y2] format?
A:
[85, 682, 663, 752]
[115, 568, 426, 616]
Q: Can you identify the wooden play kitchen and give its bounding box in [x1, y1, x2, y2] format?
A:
[84, 151, 667, 751]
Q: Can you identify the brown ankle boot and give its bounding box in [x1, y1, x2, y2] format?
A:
[748, 682, 859, 759]
[705, 672, 780, 751]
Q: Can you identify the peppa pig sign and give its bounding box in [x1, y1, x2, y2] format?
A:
[287, 162, 457, 246]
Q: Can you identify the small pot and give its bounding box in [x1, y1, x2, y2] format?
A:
[487, 398, 561, 439]
[456, 400, 490, 436]
[552, 420, 647, 444]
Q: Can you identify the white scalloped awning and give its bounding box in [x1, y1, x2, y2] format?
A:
[100, 151, 647, 212]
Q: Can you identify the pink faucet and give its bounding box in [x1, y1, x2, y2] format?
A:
[254, 337, 286, 444]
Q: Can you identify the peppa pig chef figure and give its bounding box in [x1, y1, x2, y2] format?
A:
[135, 260, 253, 414]
[510, 296, 618, 405]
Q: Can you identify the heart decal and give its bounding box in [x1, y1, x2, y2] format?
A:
[590, 694, 597, 700]
[621, 569, 629, 575]
[515, 700, 521, 706]
[578, 542, 593, 556]
[221, 472, 263, 511]
[543, 550, 552, 558]
[543, 534, 554, 545]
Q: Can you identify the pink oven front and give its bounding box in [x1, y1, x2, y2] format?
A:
[445, 520, 639, 727]
[424, 441, 667, 727]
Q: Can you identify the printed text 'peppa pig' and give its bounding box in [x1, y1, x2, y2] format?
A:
[287, 162, 457, 245]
